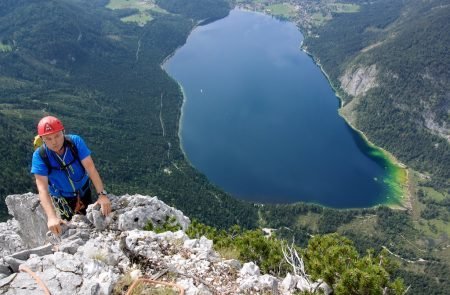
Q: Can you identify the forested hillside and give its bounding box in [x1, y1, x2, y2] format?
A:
[0, 0, 257, 228]
[302, 0, 449, 189]
[1, 0, 449, 293]
[238, 0, 450, 293]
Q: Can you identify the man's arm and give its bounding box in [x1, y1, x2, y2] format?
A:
[81, 155, 111, 216]
[35, 175, 64, 235]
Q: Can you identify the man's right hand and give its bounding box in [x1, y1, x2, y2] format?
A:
[47, 216, 65, 236]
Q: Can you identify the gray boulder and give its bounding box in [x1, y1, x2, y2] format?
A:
[0, 219, 25, 257]
[5, 193, 47, 248]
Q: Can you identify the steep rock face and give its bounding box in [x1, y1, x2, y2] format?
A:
[339, 64, 378, 98]
[423, 109, 450, 142]
[338, 64, 379, 125]
[5, 193, 48, 249]
[0, 194, 329, 295]
[0, 220, 25, 258]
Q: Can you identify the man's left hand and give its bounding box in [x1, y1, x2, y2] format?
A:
[95, 194, 111, 216]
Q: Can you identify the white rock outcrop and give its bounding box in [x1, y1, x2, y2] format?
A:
[339, 64, 378, 97]
[0, 193, 330, 294]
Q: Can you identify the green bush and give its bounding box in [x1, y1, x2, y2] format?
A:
[187, 220, 406, 292]
[304, 234, 405, 294]
[143, 215, 182, 233]
[187, 219, 291, 275]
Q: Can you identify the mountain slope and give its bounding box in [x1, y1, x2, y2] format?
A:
[303, 0, 449, 189]
[0, 0, 257, 228]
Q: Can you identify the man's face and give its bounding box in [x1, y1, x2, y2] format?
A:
[42, 131, 64, 153]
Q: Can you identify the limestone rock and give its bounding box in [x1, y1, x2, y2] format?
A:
[339, 64, 378, 97]
[239, 262, 260, 276]
[0, 219, 25, 257]
[5, 193, 48, 248]
[1, 193, 329, 294]
[113, 194, 190, 231]
[281, 273, 298, 292]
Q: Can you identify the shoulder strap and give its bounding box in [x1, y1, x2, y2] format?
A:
[38, 136, 82, 175]
[38, 146, 52, 175]
[64, 136, 85, 173]
[64, 136, 79, 161]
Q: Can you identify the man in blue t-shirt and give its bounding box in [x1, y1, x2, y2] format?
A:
[31, 116, 111, 235]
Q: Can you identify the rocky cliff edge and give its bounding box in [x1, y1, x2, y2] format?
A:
[0, 193, 329, 295]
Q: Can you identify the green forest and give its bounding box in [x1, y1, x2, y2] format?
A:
[245, 0, 450, 292]
[1, 0, 449, 293]
[301, 0, 449, 189]
[0, 0, 256, 228]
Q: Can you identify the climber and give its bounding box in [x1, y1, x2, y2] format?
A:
[31, 115, 111, 235]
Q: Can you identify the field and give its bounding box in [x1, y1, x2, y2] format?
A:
[0, 43, 12, 52]
[266, 3, 297, 18]
[106, 0, 168, 26]
[328, 3, 360, 13]
[107, 0, 154, 11]
[121, 12, 153, 26]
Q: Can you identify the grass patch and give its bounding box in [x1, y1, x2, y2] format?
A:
[121, 12, 153, 26]
[426, 219, 450, 236]
[408, 172, 450, 242]
[328, 3, 360, 13]
[113, 272, 180, 295]
[0, 77, 30, 90]
[216, 245, 240, 260]
[113, 272, 135, 295]
[0, 43, 12, 52]
[337, 215, 378, 236]
[266, 3, 297, 18]
[107, 0, 151, 11]
[128, 282, 180, 295]
[106, 0, 168, 25]
[296, 212, 321, 232]
[438, 246, 450, 265]
[413, 218, 450, 241]
[422, 186, 447, 202]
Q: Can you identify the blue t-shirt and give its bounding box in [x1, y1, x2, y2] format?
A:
[31, 134, 91, 198]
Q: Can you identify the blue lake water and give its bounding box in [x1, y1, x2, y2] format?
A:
[164, 9, 398, 208]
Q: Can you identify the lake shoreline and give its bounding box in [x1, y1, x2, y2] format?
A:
[160, 20, 205, 165]
[163, 8, 411, 210]
[300, 46, 411, 211]
[234, 5, 412, 209]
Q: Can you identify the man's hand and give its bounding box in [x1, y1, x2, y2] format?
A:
[95, 194, 111, 216]
[47, 216, 66, 236]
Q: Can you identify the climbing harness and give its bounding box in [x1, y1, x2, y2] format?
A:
[50, 179, 91, 220]
[51, 197, 73, 220]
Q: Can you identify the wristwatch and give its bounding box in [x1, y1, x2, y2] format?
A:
[97, 190, 108, 196]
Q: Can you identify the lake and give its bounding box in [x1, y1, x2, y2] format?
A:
[164, 9, 405, 208]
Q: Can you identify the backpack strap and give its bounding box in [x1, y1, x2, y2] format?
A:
[64, 136, 81, 165]
[38, 146, 52, 175]
[38, 136, 82, 175]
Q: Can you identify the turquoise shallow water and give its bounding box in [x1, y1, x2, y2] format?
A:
[164, 9, 402, 207]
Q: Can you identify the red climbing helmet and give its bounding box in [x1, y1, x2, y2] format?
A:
[37, 116, 65, 136]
